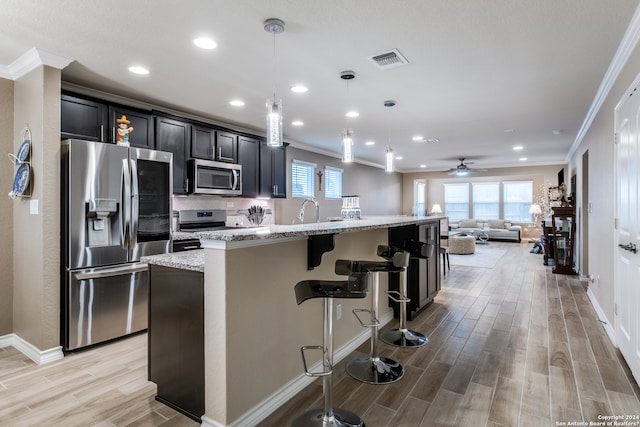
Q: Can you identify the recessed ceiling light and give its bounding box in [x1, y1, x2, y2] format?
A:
[229, 99, 245, 107]
[519, 157, 528, 161]
[412, 136, 424, 141]
[193, 37, 217, 50]
[426, 138, 440, 143]
[290, 85, 308, 93]
[552, 129, 563, 135]
[420, 164, 426, 168]
[345, 111, 359, 118]
[365, 141, 375, 146]
[395, 156, 403, 160]
[291, 120, 304, 126]
[513, 145, 524, 151]
[128, 66, 149, 75]
[504, 129, 515, 133]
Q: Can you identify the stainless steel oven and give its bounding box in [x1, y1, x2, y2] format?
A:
[188, 159, 241, 195]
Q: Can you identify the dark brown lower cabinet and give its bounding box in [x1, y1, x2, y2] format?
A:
[148, 265, 204, 422]
[388, 220, 440, 320]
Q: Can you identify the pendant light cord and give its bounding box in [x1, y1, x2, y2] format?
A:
[272, 32, 276, 100]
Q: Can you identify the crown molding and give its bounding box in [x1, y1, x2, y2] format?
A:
[1, 47, 73, 81]
[566, 3, 640, 162]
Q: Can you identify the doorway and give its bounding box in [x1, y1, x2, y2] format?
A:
[581, 151, 589, 275]
[614, 75, 640, 384]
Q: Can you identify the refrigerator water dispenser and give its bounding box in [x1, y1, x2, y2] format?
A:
[87, 199, 118, 246]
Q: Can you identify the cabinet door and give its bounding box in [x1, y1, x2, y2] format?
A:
[61, 94, 107, 141]
[259, 143, 287, 198]
[108, 106, 154, 149]
[156, 117, 189, 195]
[272, 144, 286, 198]
[259, 142, 274, 197]
[216, 131, 238, 163]
[191, 125, 215, 160]
[238, 136, 260, 198]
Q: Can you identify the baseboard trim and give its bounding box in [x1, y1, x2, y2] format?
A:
[586, 288, 616, 346]
[0, 333, 64, 365]
[201, 311, 394, 427]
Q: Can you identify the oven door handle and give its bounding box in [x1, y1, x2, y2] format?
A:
[74, 263, 148, 280]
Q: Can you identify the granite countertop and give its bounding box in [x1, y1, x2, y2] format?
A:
[144, 215, 444, 272]
[172, 231, 198, 241]
[142, 250, 204, 272]
[196, 215, 444, 242]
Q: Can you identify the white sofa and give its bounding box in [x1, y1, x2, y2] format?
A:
[449, 219, 521, 242]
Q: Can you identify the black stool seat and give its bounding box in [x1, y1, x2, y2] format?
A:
[295, 280, 367, 305]
[291, 261, 367, 427]
[335, 245, 409, 385]
[380, 241, 429, 349]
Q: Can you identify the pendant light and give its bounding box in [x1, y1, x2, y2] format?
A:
[384, 100, 396, 172]
[264, 18, 285, 147]
[340, 70, 356, 163]
[341, 129, 354, 163]
[385, 146, 394, 172]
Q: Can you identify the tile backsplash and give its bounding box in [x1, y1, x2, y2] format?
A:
[172, 195, 274, 227]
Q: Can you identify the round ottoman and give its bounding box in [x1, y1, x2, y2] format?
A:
[449, 235, 476, 254]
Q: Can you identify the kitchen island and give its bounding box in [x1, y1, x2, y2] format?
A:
[143, 215, 442, 427]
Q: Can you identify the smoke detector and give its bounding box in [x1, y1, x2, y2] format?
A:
[369, 49, 409, 70]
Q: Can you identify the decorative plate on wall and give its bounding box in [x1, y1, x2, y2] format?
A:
[12, 163, 30, 196]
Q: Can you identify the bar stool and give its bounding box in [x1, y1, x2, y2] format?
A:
[292, 266, 369, 427]
[334, 245, 408, 385]
[380, 242, 429, 348]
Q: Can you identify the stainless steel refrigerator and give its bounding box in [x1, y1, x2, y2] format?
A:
[61, 139, 172, 351]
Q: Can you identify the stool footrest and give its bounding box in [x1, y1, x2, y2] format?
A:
[300, 345, 332, 377]
[386, 290, 410, 303]
[352, 308, 379, 328]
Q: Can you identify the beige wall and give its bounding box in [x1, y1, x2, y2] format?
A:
[12, 66, 61, 349]
[204, 229, 392, 423]
[401, 165, 563, 218]
[0, 78, 14, 335]
[568, 41, 640, 325]
[275, 146, 403, 224]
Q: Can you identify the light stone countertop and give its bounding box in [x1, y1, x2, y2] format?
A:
[172, 231, 198, 241]
[142, 250, 204, 273]
[195, 215, 443, 243]
[145, 215, 444, 271]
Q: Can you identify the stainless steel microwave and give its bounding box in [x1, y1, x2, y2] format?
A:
[188, 159, 242, 195]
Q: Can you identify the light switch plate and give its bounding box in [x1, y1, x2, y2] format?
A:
[30, 199, 39, 215]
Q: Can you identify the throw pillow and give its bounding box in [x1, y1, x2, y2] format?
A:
[488, 219, 505, 229]
[459, 219, 477, 228]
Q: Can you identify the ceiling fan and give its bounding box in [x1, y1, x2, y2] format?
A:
[447, 158, 488, 176]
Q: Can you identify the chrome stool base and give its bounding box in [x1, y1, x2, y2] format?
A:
[346, 354, 404, 384]
[291, 408, 365, 427]
[380, 328, 428, 348]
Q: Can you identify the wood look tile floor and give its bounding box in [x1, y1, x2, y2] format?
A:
[1, 242, 639, 426]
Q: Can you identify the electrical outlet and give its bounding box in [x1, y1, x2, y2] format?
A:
[226, 202, 234, 208]
[336, 304, 342, 320]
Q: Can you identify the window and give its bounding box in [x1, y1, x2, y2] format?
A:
[444, 183, 469, 221]
[324, 166, 343, 199]
[413, 180, 425, 215]
[503, 181, 533, 222]
[291, 160, 316, 198]
[472, 182, 499, 219]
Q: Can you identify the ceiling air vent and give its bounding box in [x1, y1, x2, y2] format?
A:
[369, 48, 409, 70]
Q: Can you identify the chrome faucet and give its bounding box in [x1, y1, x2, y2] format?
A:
[295, 197, 320, 224]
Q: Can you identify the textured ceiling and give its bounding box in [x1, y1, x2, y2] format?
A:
[1, 0, 638, 173]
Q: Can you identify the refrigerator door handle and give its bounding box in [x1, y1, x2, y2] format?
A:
[130, 158, 139, 247]
[121, 158, 132, 249]
[74, 263, 148, 280]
